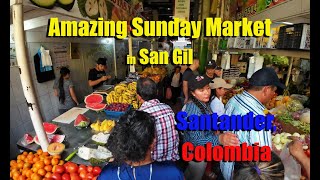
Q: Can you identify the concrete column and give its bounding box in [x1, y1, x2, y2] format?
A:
[12, 2, 49, 151]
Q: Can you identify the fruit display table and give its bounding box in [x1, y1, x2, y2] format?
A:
[16, 103, 118, 167]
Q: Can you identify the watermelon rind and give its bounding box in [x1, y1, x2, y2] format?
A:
[85, 103, 106, 112]
[84, 94, 104, 104]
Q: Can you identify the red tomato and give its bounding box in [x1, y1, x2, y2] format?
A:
[66, 163, 78, 174]
[79, 171, 87, 179]
[92, 167, 102, 176]
[92, 176, 98, 180]
[86, 172, 94, 179]
[87, 166, 93, 173]
[51, 173, 62, 180]
[70, 174, 81, 180]
[54, 165, 65, 174]
[62, 173, 71, 180]
[78, 165, 87, 173]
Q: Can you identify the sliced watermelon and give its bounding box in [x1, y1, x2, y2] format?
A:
[23, 133, 34, 145]
[33, 134, 65, 145]
[86, 103, 106, 111]
[74, 114, 90, 129]
[43, 122, 59, 134]
[51, 134, 66, 143]
[84, 94, 104, 104]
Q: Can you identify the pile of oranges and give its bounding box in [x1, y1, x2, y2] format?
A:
[10, 149, 64, 180]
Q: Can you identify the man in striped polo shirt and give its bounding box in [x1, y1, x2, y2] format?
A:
[220, 67, 285, 180]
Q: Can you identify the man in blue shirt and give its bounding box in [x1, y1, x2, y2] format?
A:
[220, 67, 285, 180]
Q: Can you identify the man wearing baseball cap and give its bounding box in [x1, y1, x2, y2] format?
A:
[204, 60, 217, 80]
[220, 67, 285, 180]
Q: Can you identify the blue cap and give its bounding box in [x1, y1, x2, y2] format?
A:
[249, 67, 285, 89]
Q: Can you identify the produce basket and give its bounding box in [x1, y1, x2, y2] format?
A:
[104, 105, 132, 118]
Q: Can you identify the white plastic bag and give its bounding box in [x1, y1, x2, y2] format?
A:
[280, 144, 301, 180]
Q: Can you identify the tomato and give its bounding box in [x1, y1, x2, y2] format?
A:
[69, 173, 81, 180]
[92, 176, 98, 180]
[61, 173, 71, 180]
[63, 162, 71, 169]
[51, 172, 62, 180]
[66, 163, 78, 174]
[87, 166, 93, 173]
[78, 165, 87, 173]
[54, 165, 65, 174]
[79, 170, 87, 179]
[92, 167, 102, 176]
[86, 172, 94, 179]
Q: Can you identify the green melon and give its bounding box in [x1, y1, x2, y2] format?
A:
[57, 0, 75, 11]
[29, 0, 56, 9]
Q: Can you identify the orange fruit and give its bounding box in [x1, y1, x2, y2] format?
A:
[42, 152, 49, 156]
[51, 158, 59, 166]
[29, 152, 33, 155]
[32, 167, 38, 173]
[37, 168, 46, 176]
[34, 161, 45, 169]
[39, 155, 45, 161]
[25, 169, 33, 178]
[45, 172, 52, 178]
[20, 155, 27, 161]
[53, 154, 61, 160]
[21, 168, 29, 176]
[58, 160, 64, 165]
[17, 162, 24, 169]
[44, 158, 51, 165]
[27, 154, 34, 161]
[11, 160, 18, 166]
[44, 165, 52, 172]
[31, 173, 41, 180]
[18, 175, 27, 180]
[13, 171, 21, 179]
[23, 162, 32, 169]
[36, 149, 43, 156]
[32, 157, 40, 164]
[17, 155, 22, 160]
[23, 152, 28, 156]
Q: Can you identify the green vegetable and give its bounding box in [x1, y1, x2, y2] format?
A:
[272, 56, 289, 67]
[89, 158, 108, 166]
[65, 149, 78, 161]
[277, 112, 294, 124]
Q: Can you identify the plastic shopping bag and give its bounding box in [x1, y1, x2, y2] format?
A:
[280, 144, 301, 180]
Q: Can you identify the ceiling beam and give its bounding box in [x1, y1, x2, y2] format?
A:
[10, 13, 80, 31]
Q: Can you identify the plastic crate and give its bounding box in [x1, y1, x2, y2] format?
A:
[104, 105, 131, 118]
[276, 23, 310, 49]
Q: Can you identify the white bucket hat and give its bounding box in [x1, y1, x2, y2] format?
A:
[209, 78, 233, 89]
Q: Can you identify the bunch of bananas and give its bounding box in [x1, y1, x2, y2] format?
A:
[90, 119, 115, 133]
[106, 82, 140, 109]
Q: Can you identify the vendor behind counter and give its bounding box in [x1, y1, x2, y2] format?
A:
[88, 58, 112, 91]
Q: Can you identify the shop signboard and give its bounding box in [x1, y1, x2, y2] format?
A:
[235, 0, 287, 19]
[23, 0, 145, 22]
[174, 0, 191, 21]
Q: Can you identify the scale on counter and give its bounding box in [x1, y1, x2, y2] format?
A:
[92, 85, 114, 95]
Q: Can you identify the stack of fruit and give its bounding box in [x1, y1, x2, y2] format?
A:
[10, 149, 102, 180]
[90, 119, 116, 133]
[106, 82, 140, 109]
[222, 88, 243, 104]
[139, 67, 167, 83]
[105, 103, 130, 112]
